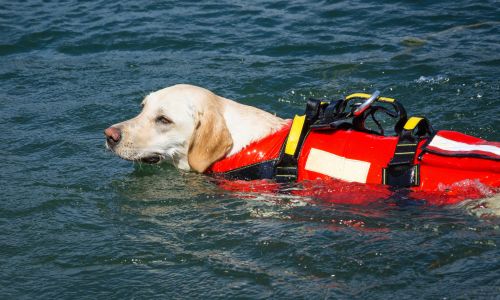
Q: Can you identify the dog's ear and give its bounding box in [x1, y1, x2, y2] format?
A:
[188, 104, 233, 173]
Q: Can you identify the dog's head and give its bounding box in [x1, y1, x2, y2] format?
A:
[104, 84, 233, 172]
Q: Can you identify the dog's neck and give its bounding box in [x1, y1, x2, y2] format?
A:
[219, 97, 288, 156]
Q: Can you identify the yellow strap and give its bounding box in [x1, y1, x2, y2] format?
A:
[404, 117, 424, 131]
[285, 115, 306, 155]
[345, 93, 395, 103]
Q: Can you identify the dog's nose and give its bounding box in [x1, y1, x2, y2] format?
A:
[104, 126, 121, 147]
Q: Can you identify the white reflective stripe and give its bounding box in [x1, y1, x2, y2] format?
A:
[429, 135, 500, 156]
[305, 148, 371, 183]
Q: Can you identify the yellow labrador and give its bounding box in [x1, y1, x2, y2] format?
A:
[104, 84, 287, 172]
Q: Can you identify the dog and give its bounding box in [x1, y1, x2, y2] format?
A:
[105, 84, 499, 204]
[104, 84, 288, 172]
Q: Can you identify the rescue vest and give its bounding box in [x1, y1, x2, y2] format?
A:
[207, 92, 500, 192]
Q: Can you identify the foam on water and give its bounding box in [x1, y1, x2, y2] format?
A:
[415, 75, 450, 84]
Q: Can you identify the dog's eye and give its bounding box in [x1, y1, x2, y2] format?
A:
[156, 116, 173, 125]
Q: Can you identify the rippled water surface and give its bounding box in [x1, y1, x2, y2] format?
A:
[1, 0, 499, 298]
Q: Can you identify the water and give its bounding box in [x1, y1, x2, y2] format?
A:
[1, 0, 499, 298]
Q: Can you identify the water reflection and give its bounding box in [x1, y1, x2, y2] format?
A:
[114, 163, 219, 200]
[110, 163, 499, 221]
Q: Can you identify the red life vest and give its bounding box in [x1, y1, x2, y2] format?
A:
[207, 123, 499, 195]
[208, 122, 291, 177]
[206, 93, 499, 204]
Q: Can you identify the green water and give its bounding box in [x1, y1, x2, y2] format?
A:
[1, 0, 499, 298]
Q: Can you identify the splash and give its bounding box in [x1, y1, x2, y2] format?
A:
[415, 75, 450, 84]
[461, 194, 500, 218]
[405, 179, 497, 206]
[215, 177, 497, 207]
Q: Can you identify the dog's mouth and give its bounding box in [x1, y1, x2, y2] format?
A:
[139, 155, 162, 164]
[105, 143, 165, 164]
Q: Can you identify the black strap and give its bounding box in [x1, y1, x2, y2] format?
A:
[275, 99, 322, 183]
[305, 98, 323, 122]
[275, 155, 299, 183]
[382, 133, 420, 188]
[213, 160, 278, 181]
[310, 100, 348, 130]
[382, 116, 434, 188]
